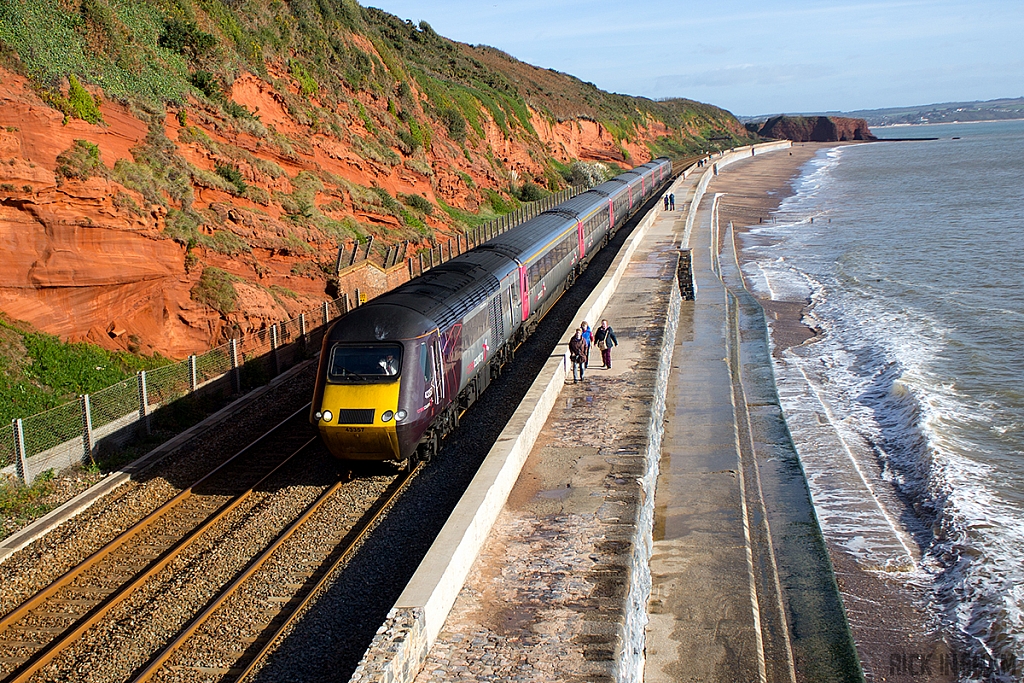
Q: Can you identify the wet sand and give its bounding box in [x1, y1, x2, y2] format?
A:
[713, 144, 956, 682]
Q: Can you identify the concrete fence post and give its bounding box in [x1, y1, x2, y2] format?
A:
[365, 235, 374, 260]
[299, 313, 307, 343]
[408, 256, 414, 279]
[335, 245, 345, 275]
[322, 301, 330, 326]
[354, 290, 361, 308]
[229, 339, 241, 394]
[80, 394, 94, 466]
[13, 419, 29, 484]
[270, 324, 280, 376]
[138, 371, 151, 435]
[188, 355, 198, 393]
[342, 293, 349, 314]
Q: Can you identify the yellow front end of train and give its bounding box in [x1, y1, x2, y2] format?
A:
[316, 381, 402, 460]
[312, 341, 410, 461]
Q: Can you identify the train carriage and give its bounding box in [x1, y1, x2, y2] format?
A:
[312, 157, 671, 464]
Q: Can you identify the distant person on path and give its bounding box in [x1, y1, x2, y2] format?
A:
[580, 321, 592, 368]
[669, 193, 675, 210]
[594, 319, 618, 369]
[663, 195, 669, 210]
[569, 329, 587, 383]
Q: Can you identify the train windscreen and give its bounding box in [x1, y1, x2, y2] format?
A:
[327, 343, 403, 382]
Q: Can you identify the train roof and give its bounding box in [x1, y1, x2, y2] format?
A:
[557, 190, 611, 218]
[475, 212, 577, 265]
[380, 249, 513, 331]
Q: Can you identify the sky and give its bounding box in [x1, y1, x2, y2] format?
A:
[363, 0, 1023, 117]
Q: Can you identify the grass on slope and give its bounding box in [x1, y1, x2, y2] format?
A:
[0, 316, 169, 427]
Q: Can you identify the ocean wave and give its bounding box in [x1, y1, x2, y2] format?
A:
[750, 143, 1024, 677]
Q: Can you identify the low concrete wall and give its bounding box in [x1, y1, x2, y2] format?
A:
[349, 186, 672, 683]
[617, 258, 683, 682]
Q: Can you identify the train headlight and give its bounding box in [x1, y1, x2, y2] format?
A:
[396, 410, 408, 422]
[381, 410, 394, 422]
[322, 410, 333, 423]
[314, 411, 323, 421]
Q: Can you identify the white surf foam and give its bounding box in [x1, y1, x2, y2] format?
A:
[745, 143, 1024, 675]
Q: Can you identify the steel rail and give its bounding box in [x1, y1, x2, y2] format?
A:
[129, 474, 347, 681]
[230, 465, 419, 683]
[0, 405, 315, 682]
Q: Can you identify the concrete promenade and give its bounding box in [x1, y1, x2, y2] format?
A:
[410, 171, 693, 683]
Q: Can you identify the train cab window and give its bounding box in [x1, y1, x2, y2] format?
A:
[327, 343, 403, 383]
[420, 342, 432, 386]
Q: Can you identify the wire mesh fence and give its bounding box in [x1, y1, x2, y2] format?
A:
[90, 377, 140, 431]
[3, 294, 352, 485]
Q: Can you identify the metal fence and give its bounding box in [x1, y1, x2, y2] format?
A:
[2, 192, 567, 486]
[1, 297, 350, 485]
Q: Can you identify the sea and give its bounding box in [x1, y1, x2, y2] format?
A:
[740, 120, 1024, 680]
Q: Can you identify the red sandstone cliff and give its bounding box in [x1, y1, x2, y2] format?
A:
[757, 116, 877, 142]
[0, 65, 734, 358]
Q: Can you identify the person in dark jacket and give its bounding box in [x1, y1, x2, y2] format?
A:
[568, 328, 587, 383]
[594, 319, 618, 369]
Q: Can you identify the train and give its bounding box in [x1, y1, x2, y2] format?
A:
[310, 157, 672, 465]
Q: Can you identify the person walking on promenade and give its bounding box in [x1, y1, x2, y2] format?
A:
[580, 321, 593, 368]
[569, 328, 587, 383]
[669, 193, 675, 210]
[594, 319, 618, 369]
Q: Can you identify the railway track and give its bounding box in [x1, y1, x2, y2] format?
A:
[0, 405, 411, 682]
[132, 466, 413, 682]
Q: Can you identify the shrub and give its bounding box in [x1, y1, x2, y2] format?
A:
[159, 18, 216, 59]
[55, 140, 106, 181]
[222, 100, 254, 120]
[513, 182, 545, 202]
[191, 267, 238, 315]
[399, 192, 433, 215]
[370, 186, 402, 215]
[214, 163, 247, 194]
[164, 208, 201, 244]
[191, 71, 220, 99]
[289, 60, 318, 97]
[568, 160, 609, 187]
[67, 75, 103, 125]
[112, 191, 143, 216]
[438, 106, 466, 141]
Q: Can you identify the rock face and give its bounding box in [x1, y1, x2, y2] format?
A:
[758, 116, 877, 142]
[0, 65, 737, 359]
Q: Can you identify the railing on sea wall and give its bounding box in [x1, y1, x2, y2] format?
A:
[0, 189, 583, 486]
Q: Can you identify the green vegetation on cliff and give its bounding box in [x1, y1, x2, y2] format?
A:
[0, 0, 751, 158]
[0, 316, 168, 426]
